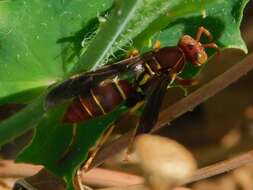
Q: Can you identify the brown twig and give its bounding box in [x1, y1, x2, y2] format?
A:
[92, 53, 253, 168]
[3, 150, 253, 189]
[4, 150, 253, 189]
[98, 184, 191, 190]
[96, 151, 253, 190]
[183, 150, 253, 184]
[155, 52, 253, 129]
[0, 160, 43, 178]
[79, 168, 144, 187]
[0, 161, 144, 188]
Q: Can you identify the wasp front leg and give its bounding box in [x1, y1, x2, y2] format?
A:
[153, 40, 161, 52]
[127, 48, 140, 58]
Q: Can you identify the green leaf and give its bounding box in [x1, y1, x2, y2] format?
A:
[0, 95, 45, 146]
[93, 0, 248, 69]
[0, 0, 248, 102]
[133, 0, 248, 52]
[70, 0, 143, 74]
[133, 0, 249, 78]
[0, 0, 249, 189]
[0, 0, 113, 103]
[17, 104, 129, 190]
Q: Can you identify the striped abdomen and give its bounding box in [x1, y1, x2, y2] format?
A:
[63, 79, 134, 123]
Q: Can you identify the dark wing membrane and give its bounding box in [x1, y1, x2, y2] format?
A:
[137, 73, 171, 134]
[46, 74, 93, 108]
[46, 56, 143, 108]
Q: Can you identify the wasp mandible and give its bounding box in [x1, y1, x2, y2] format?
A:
[46, 26, 218, 170]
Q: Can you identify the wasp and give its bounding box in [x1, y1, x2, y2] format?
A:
[46, 26, 218, 170]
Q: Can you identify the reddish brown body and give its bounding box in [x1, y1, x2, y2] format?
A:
[63, 80, 134, 123]
[55, 27, 218, 124]
[62, 47, 186, 123]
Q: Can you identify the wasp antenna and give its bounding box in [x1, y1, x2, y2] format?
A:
[204, 42, 221, 62]
[195, 26, 213, 42]
[203, 43, 218, 49]
[204, 42, 220, 57]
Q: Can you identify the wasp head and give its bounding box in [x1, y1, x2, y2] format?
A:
[178, 27, 218, 66]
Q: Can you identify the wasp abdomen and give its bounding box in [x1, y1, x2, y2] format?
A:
[63, 80, 134, 123]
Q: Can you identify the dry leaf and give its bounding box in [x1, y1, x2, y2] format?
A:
[127, 134, 197, 190]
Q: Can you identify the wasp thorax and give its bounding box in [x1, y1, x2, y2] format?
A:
[178, 35, 207, 66]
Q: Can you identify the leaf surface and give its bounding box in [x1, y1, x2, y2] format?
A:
[0, 0, 249, 189]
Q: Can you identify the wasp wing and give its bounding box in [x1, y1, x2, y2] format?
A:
[137, 73, 171, 134]
[46, 56, 143, 108]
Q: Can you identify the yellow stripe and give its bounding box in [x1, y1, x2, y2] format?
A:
[114, 80, 127, 100]
[79, 96, 93, 117]
[156, 62, 161, 69]
[129, 101, 145, 113]
[152, 57, 162, 69]
[90, 89, 106, 115]
[145, 63, 155, 75]
[139, 74, 150, 85]
[169, 73, 177, 85]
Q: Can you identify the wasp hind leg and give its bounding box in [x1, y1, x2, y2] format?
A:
[82, 123, 117, 172]
[73, 123, 117, 190]
[58, 124, 78, 163]
[125, 75, 171, 160]
[124, 101, 145, 159]
[175, 76, 200, 86]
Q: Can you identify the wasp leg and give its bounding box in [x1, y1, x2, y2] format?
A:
[74, 169, 84, 190]
[46, 55, 143, 108]
[175, 76, 200, 86]
[203, 43, 218, 49]
[82, 123, 117, 172]
[124, 101, 145, 158]
[124, 75, 171, 160]
[127, 48, 140, 58]
[58, 124, 78, 163]
[74, 170, 94, 190]
[124, 119, 142, 161]
[153, 40, 161, 52]
[195, 26, 213, 42]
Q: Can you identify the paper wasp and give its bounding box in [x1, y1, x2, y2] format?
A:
[46, 26, 218, 170]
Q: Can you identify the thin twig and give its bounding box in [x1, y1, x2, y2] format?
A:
[156, 52, 253, 129]
[183, 150, 253, 184]
[92, 53, 253, 168]
[7, 150, 253, 189]
[0, 161, 143, 188]
[97, 151, 253, 190]
[0, 160, 43, 178]
[98, 184, 191, 190]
